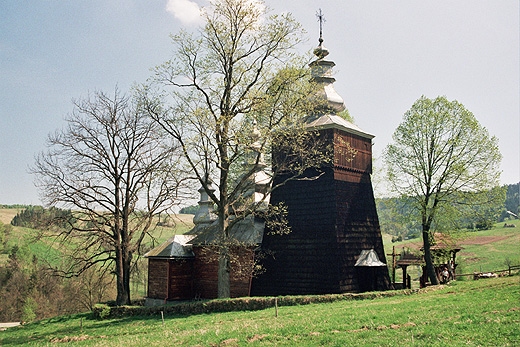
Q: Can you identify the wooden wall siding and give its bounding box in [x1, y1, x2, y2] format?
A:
[147, 259, 168, 300]
[192, 247, 219, 299]
[147, 258, 195, 300]
[333, 130, 372, 174]
[192, 246, 254, 299]
[168, 259, 194, 300]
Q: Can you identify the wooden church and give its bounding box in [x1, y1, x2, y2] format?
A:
[145, 37, 391, 303]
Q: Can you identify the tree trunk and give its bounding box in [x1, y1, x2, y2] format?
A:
[218, 245, 230, 298]
[115, 247, 132, 305]
[216, 200, 231, 298]
[422, 229, 439, 285]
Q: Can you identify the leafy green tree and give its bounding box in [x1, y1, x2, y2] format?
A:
[376, 197, 422, 240]
[146, 0, 325, 298]
[32, 89, 185, 305]
[385, 96, 502, 285]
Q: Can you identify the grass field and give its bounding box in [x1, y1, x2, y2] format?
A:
[385, 222, 520, 285]
[1, 275, 519, 346]
[0, 209, 21, 224]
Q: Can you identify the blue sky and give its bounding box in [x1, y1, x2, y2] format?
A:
[1, 0, 518, 205]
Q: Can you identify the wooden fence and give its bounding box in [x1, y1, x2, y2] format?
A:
[457, 264, 520, 279]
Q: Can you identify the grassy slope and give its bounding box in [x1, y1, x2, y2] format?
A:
[1, 276, 519, 346]
[0, 208, 195, 257]
[1, 208, 519, 345]
[0, 209, 20, 224]
[0, 209, 195, 283]
[385, 222, 520, 281]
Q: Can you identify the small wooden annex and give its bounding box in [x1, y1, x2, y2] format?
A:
[145, 206, 264, 302]
[145, 235, 195, 302]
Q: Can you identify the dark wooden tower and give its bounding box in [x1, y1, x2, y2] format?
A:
[251, 40, 391, 295]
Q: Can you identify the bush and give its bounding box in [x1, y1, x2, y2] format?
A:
[92, 304, 111, 320]
[21, 297, 37, 323]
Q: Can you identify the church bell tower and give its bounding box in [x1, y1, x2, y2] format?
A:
[251, 14, 391, 295]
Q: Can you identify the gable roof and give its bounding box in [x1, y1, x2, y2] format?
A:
[354, 249, 386, 267]
[306, 114, 375, 139]
[189, 215, 264, 246]
[144, 234, 195, 259]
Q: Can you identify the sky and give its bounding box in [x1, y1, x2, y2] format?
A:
[0, 0, 518, 205]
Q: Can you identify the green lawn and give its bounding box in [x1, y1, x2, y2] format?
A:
[2, 276, 519, 346]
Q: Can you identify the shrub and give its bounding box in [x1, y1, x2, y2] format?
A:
[92, 304, 111, 320]
[90, 288, 440, 320]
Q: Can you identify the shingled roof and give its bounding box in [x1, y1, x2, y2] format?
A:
[354, 249, 386, 267]
[306, 114, 375, 139]
[144, 235, 195, 259]
[189, 215, 264, 246]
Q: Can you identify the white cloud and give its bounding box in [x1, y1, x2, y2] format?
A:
[166, 0, 202, 25]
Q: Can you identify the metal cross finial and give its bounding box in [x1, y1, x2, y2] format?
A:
[316, 8, 325, 46]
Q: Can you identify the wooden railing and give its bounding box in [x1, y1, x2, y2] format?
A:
[456, 264, 520, 279]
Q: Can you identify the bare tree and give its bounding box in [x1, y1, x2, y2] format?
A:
[32, 89, 186, 305]
[145, 0, 327, 298]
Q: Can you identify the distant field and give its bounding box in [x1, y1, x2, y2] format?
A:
[0, 208, 20, 224]
[1, 275, 519, 346]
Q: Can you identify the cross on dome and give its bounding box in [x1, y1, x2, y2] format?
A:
[314, 9, 329, 59]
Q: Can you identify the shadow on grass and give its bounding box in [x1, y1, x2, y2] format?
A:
[0, 312, 176, 346]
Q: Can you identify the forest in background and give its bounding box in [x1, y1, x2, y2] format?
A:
[377, 183, 518, 242]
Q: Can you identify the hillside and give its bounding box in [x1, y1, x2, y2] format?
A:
[384, 222, 520, 286]
[1, 275, 518, 346]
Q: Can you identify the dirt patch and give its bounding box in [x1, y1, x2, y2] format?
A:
[248, 334, 268, 342]
[401, 235, 511, 249]
[50, 335, 91, 343]
[460, 236, 509, 245]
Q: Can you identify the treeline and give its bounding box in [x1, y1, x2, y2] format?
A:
[0, 214, 115, 322]
[377, 183, 518, 242]
[179, 205, 199, 215]
[501, 183, 520, 220]
[0, 204, 28, 209]
[11, 205, 75, 230]
[0, 243, 115, 322]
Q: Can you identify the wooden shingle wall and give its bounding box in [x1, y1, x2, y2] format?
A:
[251, 168, 341, 296]
[147, 259, 168, 300]
[193, 246, 255, 299]
[252, 127, 391, 296]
